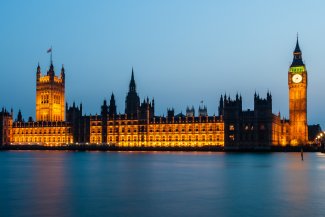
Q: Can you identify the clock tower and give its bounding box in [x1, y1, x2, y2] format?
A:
[288, 37, 308, 145]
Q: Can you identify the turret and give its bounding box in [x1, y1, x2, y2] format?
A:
[101, 99, 108, 117]
[47, 62, 55, 79]
[60, 64, 65, 83]
[109, 93, 117, 116]
[198, 105, 208, 116]
[267, 91, 272, 101]
[167, 108, 174, 118]
[16, 109, 23, 122]
[36, 63, 41, 82]
[80, 103, 83, 115]
[254, 92, 272, 117]
[186, 106, 195, 117]
[218, 94, 224, 116]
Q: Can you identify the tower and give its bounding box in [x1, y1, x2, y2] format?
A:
[223, 94, 242, 147]
[288, 36, 308, 145]
[125, 68, 140, 118]
[36, 61, 65, 122]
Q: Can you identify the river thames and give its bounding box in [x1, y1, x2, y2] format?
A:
[0, 151, 325, 217]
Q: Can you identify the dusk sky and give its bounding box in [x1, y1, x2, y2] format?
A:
[1, 0, 324, 127]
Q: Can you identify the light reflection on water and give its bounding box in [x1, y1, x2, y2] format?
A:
[0, 151, 325, 217]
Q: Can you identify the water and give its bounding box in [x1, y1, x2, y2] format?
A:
[0, 151, 325, 217]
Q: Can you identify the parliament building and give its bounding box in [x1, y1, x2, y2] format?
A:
[0, 38, 312, 148]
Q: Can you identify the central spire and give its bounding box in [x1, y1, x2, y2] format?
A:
[129, 67, 136, 92]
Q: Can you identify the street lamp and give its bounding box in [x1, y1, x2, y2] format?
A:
[317, 133, 324, 150]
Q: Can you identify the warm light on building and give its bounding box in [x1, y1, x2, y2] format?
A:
[0, 38, 316, 148]
[36, 62, 65, 122]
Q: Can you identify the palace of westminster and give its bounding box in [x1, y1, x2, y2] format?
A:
[0, 38, 319, 148]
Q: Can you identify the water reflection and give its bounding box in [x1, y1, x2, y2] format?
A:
[0, 151, 325, 217]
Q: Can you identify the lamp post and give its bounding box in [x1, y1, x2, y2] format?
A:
[317, 132, 324, 151]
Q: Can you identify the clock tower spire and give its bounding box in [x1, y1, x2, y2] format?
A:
[288, 35, 308, 145]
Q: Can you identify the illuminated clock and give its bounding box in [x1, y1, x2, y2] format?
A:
[292, 74, 302, 83]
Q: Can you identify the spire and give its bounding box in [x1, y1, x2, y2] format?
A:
[294, 34, 301, 53]
[109, 92, 117, 116]
[60, 64, 65, 81]
[36, 63, 41, 76]
[129, 67, 136, 92]
[47, 61, 55, 77]
[17, 109, 23, 122]
[291, 34, 304, 67]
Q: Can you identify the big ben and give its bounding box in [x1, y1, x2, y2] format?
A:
[288, 37, 308, 145]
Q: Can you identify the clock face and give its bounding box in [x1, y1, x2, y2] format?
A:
[292, 74, 302, 83]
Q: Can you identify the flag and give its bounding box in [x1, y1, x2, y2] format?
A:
[47, 48, 52, 53]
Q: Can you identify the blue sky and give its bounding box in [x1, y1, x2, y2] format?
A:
[1, 0, 324, 127]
